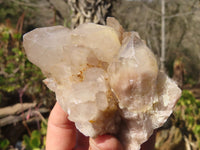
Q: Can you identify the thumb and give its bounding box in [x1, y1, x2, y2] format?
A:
[89, 135, 123, 150]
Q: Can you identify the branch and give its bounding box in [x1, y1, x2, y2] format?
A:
[0, 103, 36, 118]
[9, 0, 47, 8]
[0, 107, 49, 127]
[0, 67, 20, 77]
[32, 110, 48, 125]
[149, 20, 161, 26]
[142, 3, 161, 16]
[165, 10, 198, 19]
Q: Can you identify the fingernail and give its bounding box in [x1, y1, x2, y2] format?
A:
[89, 138, 100, 150]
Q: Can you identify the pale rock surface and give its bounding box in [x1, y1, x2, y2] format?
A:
[23, 17, 181, 150]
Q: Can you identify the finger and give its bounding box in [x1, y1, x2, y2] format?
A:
[74, 130, 89, 150]
[46, 102, 76, 150]
[89, 135, 123, 150]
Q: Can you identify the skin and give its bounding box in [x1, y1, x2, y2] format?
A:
[46, 102, 155, 150]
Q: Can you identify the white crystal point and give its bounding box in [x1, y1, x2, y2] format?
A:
[23, 26, 71, 73]
[108, 32, 159, 112]
[23, 17, 181, 150]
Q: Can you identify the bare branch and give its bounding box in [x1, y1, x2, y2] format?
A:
[0, 107, 49, 127]
[9, 0, 47, 8]
[0, 67, 19, 78]
[160, 0, 165, 71]
[142, 2, 161, 16]
[165, 9, 198, 19]
[0, 103, 36, 118]
[32, 110, 48, 125]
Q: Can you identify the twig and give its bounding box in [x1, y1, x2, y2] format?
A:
[22, 121, 31, 136]
[16, 12, 25, 34]
[32, 111, 48, 125]
[9, 0, 47, 8]
[18, 84, 31, 135]
[142, 2, 161, 16]
[165, 10, 196, 19]
[0, 67, 20, 77]
[0, 108, 49, 127]
[0, 102, 36, 118]
[184, 135, 191, 150]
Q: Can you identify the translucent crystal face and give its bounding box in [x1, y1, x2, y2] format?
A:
[23, 17, 181, 150]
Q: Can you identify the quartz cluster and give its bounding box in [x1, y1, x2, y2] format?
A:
[23, 17, 181, 150]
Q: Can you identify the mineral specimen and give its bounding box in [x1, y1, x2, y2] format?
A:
[23, 17, 181, 150]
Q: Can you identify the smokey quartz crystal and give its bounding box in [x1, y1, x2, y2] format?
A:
[23, 17, 181, 150]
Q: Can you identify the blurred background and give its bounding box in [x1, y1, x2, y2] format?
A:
[0, 0, 200, 149]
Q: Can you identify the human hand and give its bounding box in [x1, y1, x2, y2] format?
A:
[46, 102, 123, 150]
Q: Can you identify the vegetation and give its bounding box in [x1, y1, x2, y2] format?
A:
[175, 90, 200, 148]
[155, 90, 200, 150]
[0, 139, 10, 150]
[0, 26, 40, 92]
[23, 120, 47, 150]
[0, 24, 54, 107]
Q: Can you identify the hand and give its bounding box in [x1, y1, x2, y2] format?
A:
[46, 102, 123, 150]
